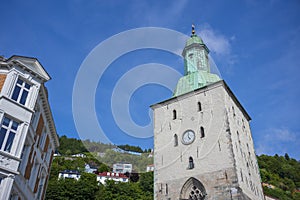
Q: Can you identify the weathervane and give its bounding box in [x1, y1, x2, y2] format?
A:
[192, 24, 195, 35]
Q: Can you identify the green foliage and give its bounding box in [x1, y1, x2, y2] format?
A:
[58, 135, 88, 155]
[46, 159, 154, 200]
[57, 135, 153, 173]
[257, 154, 300, 200]
[49, 135, 300, 200]
[117, 144, 143, 153]
[99, 149, 153, 173]
[139, 172, 154, 193]
[46, 173, 99, 200]
[98, 163, 110, 173]
[46, 134, 154, 199]
[82, 139, 115, 153]
[96, 180, 153, 200]
[49, 157, 85, 180]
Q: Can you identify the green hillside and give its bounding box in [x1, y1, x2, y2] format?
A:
[45, 136, 300, 199]
[257, 154, 300, 200]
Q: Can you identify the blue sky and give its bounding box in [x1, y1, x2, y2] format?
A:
[1, 0, 299, 159]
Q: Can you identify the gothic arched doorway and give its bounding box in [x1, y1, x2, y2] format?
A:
[180, 177, 207, 200]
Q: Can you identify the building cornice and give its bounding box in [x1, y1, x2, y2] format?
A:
[39, 84, 59, 148]
[150, 80, 251, 121]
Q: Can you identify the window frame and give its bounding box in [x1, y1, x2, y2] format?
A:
[172, 110, 177, 120]
[11, 78, 31, 106]
[0, 116, 19, 153]
[200, 126, 205, 138]
[188, 156, 194, 169]
[197, 102, 202, 112]
[174, 134, 178, 147]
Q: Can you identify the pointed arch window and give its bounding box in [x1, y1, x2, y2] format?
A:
[180, 177, 207, 200]
[173, 109, 177, 120]
[188, 156, 194, 169]
[197, 102, 202, 112]
[174, 134, 178, 147]
[200, 127, 205, 138]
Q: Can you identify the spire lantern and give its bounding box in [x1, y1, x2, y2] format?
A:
[173, 25, 221, 96]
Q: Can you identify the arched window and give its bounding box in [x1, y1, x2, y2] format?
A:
[200, 127, 205, 138]
[174, 134, 178, 147]
[173, 109, 177, 120]
[180, 177, 207, 200]
[188, 156, 194, 169]
[197, 102, 202, 112]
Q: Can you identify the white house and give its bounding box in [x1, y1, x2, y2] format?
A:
[0, 55, 59, 200]
[71, 153, 86, 158]
[84, 164, 97, 173]
[58, 170, 81, 181]
[96, 172, 129, 185]
[146, 164, 154, 172]
[112, 163, 132, 173]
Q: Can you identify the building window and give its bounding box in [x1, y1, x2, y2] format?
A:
[11, 78, 31, 105]
[0, 117, 19, 153]
[197, 102, 202, 112]
[240, 169, 243, 182]
[174, 134, 178, 147]
[166, 183, 168, 195]
[200, 127, 205, 138]
[173, 110, 177, 120]
[188, 156, 194, 169]
[232, 106, 235, 117]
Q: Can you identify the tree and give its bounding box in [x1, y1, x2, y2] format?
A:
[285, 153, 290, 161]
[257, 154, 300, 200]
[139, 171, 154, 193]
[98, 163, 110, 173]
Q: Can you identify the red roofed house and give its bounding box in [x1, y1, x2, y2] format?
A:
[96, 172, 129, 185]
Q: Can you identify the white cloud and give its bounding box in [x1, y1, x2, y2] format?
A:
[255, 127, 299, 157]
[194, 24, 237, 74]
[199, 27, 231, 55]
[264, 127, 297, 142]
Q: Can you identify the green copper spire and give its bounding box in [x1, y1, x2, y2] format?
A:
[173, 25, 221, 96]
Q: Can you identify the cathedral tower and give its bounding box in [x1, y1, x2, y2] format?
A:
[151, 26, 264, 200]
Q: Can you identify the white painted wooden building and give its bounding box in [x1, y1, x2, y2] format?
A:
[0, 55, 59, 200]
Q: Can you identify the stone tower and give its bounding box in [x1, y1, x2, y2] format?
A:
[151, 27, 264, 200]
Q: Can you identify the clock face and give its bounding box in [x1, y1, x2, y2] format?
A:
[182, 130, 195, 145]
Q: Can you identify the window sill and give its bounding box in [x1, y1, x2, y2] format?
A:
[0, 95, 34, 113]
[0, 150, 21, 161]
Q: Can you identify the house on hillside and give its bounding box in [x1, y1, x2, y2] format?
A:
[96, 172, 129, 185]
[113, 163, 132, 173]
[85, 164, 97, 173]
[58, 170, 80, 180]
[71, 153, 86, 158]
[146, 164, 154, 172]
